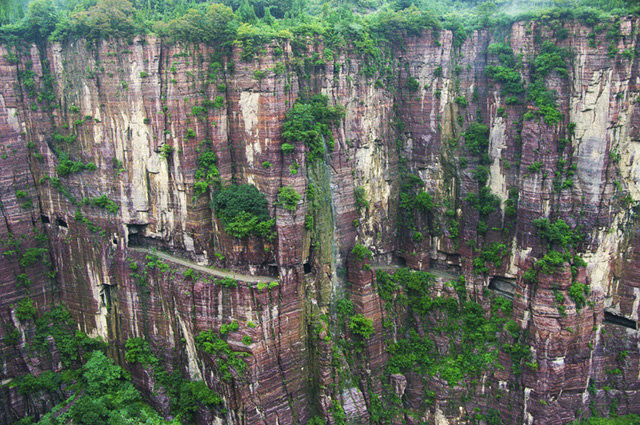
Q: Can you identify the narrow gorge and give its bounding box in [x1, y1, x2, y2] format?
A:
[1, 2, 640, 424]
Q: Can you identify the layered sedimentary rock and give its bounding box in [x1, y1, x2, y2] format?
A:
[1, 16, 640, 425]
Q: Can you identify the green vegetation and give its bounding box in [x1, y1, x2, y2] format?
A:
[57, 152, 97, 177]
[2, 0, 637, 49]
[354, 186, 368, 210]
[83, 194, 119, 214]
[193, 148, 220, 197]
[405, 76, 420, 92]
[570, 415, 640, 425]
[281, 142, 294, 154]
[216, 277, 238, 288]
[351, 243, 372, 261]
[10, 295, 218, 425]
[464, 122, 490, 160]
[125, 337, 158, 365]
[20, 247, 47, 267]
[277, 185, 300, 210]
[525, 42, 571, 125]
[19, 350, 181, 425]
[486, 42, 524, 96]
[397, 173, 435, 244]
[473, 242, 507, 274]
[281, 95, 343, 163]
[534, 218, 583, 248]
[376, 268, 526, 395]
[159, 144, 174, 158]
[15, 298, 36, 321]
[196, 329, 248, 382]
[348, 313, 374, 342]
[454, 95, 468, 107]
[464, 187, 500, 217]
[212, 184, 274, 238]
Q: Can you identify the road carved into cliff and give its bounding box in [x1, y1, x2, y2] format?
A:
[372, 264, 459, 281]
[128, 247, 275, 283]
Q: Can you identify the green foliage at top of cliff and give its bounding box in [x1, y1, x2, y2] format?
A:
[2, 0, 638, 48]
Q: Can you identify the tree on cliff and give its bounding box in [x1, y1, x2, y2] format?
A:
[23, 0, 57, 41]
[51, 0, 135, 41]
[154, 3, 236, 47]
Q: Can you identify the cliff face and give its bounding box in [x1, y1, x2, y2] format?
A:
[1, 16, 640, 425]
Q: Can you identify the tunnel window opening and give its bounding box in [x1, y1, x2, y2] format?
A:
[488, 277, 516, 299]
[267, 264, 278, 276]
[56, 217, 68, 228]
[604, 310, 637, 329]
[100, 284, 112, 310]
[41, 215, 50, 224]
[127, 224, 148, 247]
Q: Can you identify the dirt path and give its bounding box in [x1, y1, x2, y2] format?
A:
[129, 247, 275, 283]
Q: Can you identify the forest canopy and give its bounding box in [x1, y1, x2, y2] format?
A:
[0, 0, 638, 46]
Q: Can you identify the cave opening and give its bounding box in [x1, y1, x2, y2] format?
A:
[267, 264, 278, 276]
[304, 261, 312, 274]
[41, 214, 50, 224]
[127, 224, 148, 247]
[488, 277, 516, 299]
[56, 217, 68, 228]
[604, 310, 637, 329]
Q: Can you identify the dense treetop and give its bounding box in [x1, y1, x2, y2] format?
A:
[0, 0, 638, 47]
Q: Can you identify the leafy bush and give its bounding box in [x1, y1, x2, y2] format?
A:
[464, 122, 490, 157]
[534, 218, 582, 248]
[84, 194, 119, 213]
[277, 186, 300, 211]
[351, 243, 372, 261]
[568, 282, 588, 309]
[464, 187, 500, 216]
[194, 149, 220, 197]
[354, 186, 368, 209]
[216, 277, 238, 288]
[533, 41, 569, 77]
[535, 250, 570, 274]
[405, 76, 420, 92]
[281, 95, 343, 163]
[196, 330, 247, 382]
[281, 143, 294, 154]
[159, 144, 174, 158]
[57, 152, 97, 176]
[473, 242, 507, 274]
[15, 298, 36, 321]
[125, 337, 157, 366]
[51, 0, 135, 41]
[20, 247, 47, 267]
[154, 3, 236, 47]
[349, 314, 374, 339]
[454, 96, 468, 107]
[528, 161, 543, 172]
[212, 184, 273, 238]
